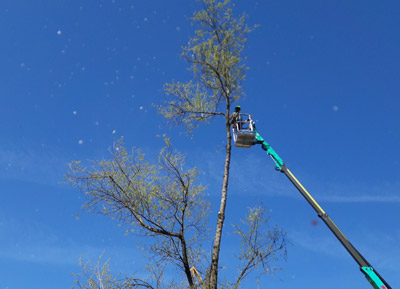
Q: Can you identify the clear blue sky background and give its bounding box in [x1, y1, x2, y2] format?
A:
[1, 0, 399, 288]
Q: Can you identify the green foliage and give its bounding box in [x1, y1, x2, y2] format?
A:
[158, 0, 251, 132]
[188, 0, 249, 98]
[67, 138, 207, 237]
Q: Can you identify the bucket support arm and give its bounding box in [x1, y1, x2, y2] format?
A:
[254, 129, 392, 289]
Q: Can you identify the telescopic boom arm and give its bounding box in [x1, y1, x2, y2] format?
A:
[253, 128, 392, 289]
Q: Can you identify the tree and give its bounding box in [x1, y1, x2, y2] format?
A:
[67, 1, 288, 288]
[67, 139, 287, 289]
[67, 138, 208, 289]
[157, 0, 253, 287]
[231, 206, 287, 289]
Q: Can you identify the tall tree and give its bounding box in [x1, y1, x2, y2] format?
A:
[158, 0, 251, 287]
[67, 1, 288, 288]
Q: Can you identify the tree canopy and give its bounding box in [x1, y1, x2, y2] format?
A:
[67, 1, 288, 288]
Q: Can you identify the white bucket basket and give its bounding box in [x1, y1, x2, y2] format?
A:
[232, 113, 256, 148]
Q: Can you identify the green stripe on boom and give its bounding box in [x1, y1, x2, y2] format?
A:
[361, 267, 388, 289]
[254, 130, 284, 171]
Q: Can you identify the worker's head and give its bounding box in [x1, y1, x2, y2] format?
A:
[234, 105, 241, 112]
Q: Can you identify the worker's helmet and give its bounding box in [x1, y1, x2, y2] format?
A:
[234, 105, 241, 111]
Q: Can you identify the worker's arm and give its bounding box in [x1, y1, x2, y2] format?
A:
[228, 111, 239, 122]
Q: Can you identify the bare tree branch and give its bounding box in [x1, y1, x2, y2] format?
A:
[66, 138, 208, 288]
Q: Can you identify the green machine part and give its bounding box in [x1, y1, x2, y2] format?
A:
[253, 129, 392, 289]
[254, 130, 283, 170]
[362, 267, 390, 289]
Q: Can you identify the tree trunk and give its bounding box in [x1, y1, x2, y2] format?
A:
[209, 115, 232, 289]
[180, 236, 195, 288]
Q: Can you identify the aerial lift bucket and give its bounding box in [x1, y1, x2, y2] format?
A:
[232, 113, 256, 148]
[234, 129, 256, 148]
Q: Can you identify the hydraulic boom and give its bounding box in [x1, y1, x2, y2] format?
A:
[253, 128, 392, 289]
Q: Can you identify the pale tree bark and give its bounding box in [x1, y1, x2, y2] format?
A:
[209, 103, 232, 288]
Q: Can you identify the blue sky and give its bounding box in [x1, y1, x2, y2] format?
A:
[1, 0, 399, 288]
